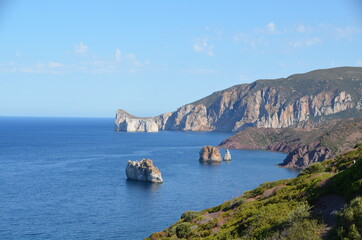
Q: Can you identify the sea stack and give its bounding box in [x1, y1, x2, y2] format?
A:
[224, 149, 232, 161]
[199, 146, 222, 163]
[125, 159, 163, 183]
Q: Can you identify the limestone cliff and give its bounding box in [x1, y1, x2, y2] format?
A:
[115, 67, 362, 132]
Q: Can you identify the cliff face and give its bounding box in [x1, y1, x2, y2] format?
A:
[115, 67, 362, 132]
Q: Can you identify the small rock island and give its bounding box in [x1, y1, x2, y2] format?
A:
[125, 159, 163, 183]
[224, 149, 232, 161]
[199, 146, 222, 163]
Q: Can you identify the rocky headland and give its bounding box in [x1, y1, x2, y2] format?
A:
[125, 159, 163, 183]
[199, 146, 222, 163]
[116, 67, 362, 132]
[219, 117, 362, 168]
[116, 67, 362, 168]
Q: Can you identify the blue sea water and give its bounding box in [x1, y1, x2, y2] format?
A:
[0, 117, 298, 239]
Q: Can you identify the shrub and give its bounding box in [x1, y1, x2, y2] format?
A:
[176, 222, 192, 238]
[181, 211, 199, 222]
[330, 197, 362, 240]
[299, 162, 325, 176]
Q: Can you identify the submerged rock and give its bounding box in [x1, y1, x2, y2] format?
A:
[199, 146, 222, 163]
[126, 159, 163, 183]
[224, 149, 232, 161]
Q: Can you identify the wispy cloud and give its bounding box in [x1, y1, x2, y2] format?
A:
[266, 22, 276, 33]
[17, 61, 65, 74]
[75, 42, 89, 56]
[193, 38, 214, 56]
[289, 37, 322, 48]
[357, 60, 362, 67]
[115, 48, 122, 62]
[296, 23, 312, 33]
[15, 50, 21, 57]
[233, 32, 268, 48]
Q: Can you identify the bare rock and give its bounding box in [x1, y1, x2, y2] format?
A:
[199, 146, 222, 163]
[223, 149, 232, 161]
[125, 159, 163, 183]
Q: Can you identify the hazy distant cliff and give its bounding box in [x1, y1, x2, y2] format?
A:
[115, 67, 362, 132]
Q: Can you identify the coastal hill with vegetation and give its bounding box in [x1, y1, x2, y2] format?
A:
[147, 144, 362, 239]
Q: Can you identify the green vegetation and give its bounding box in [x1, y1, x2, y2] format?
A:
[146, 144, 362, 240]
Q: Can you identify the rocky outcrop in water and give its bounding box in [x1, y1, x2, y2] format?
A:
[115, 67, 362, 132]
[125, 159, 163, 183]
[224, 149, 232, 161]
[199, 146, 222, 163]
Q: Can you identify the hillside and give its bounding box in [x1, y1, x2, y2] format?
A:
[115, 67, 362, 132]
[147, 144, 362, 240]
[219, 117, 362, 168]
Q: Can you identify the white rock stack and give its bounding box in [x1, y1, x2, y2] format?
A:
[224, 149, 232, 161]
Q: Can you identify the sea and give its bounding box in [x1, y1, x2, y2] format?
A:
[0, 117, 298, 239]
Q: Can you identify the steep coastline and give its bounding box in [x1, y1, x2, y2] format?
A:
[115, 67, 362, 132]
[219, 117, 362, 168]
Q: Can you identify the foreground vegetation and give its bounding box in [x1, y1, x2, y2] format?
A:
[147, 144, 362, 239]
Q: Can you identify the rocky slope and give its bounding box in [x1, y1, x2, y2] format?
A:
[219, 117, 362, 168]
[147, 145, 362, 240]
[115, 67, 362, 132]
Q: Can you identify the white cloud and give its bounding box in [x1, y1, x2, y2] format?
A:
[115, 48, 122, 62]
[75, 42, 89, 56]
[289, 37, 322, 48]
[334, 26, 362, 39]
[126, 53, 143, 66]
[296, 23, 312, 33]
[19, 61, 64, 74]
[233, 32, 268, 48]
[193, 38, 214, 56]
[15, 50, 21, 57]
[48, 61, 63, 68]
[266, 22, 276, 33]
[357, 60, 362, 67]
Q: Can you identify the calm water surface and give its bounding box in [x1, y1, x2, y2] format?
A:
[0, 117, 298, 239]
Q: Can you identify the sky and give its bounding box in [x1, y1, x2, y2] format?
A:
[1, 0, 362, 117]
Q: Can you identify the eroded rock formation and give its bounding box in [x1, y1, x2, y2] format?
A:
[224, 149, 232, 161]
[125, 159, 163, 183]
[199, 146, 222, 163]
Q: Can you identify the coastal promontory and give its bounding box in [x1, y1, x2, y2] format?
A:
[116, 67, 362, 132]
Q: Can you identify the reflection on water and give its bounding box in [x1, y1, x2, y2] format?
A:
[125, 179, 162, 192]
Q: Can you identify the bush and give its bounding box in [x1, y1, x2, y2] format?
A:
[286, 203, 311, 223]
[181, 211, 199, 222]
[330, 197, 362, 240]
[176, 222, 192, 238]
[299, 162, 325, 175]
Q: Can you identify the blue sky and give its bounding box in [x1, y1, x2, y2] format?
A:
[1, 0, 362, 117]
